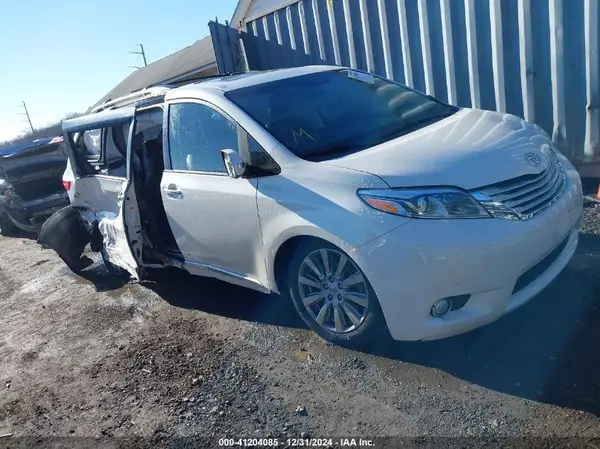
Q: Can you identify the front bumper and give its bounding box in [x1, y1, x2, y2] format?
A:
[351, 159, 583, 341]
[2, 191, 70, 232]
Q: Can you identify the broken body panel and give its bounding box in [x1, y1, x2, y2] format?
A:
[0, 138, 70, 233]
[39, 109, 143, 278]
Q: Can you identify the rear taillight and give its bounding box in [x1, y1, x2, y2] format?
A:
[63, 180, 72, 191]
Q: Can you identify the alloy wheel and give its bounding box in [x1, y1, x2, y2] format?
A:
[297, 248, 370, 334]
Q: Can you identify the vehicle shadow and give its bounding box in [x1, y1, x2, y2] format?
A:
[2, 228, 37, 240]
[357, 230, 600, 417]
[137, 232, 600, 416]
[68, 255, 130, 293]
[134, 229, 600, 416]
[142, 268, 305, 329]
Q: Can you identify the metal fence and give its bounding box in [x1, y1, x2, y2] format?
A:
[210, 0, 600, 176]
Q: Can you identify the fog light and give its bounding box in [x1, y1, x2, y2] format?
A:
[431, 298, 452, 317]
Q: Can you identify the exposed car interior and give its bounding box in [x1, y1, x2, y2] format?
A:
[65, 111, 180, 266]
[128, 108, 181, 262]
[72, 127, 126, 178]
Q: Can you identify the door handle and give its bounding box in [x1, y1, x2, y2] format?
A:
[163, 184, 183, 198]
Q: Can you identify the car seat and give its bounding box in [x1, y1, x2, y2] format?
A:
[141, 136, 178, 252]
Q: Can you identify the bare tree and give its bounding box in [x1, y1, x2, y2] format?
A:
[0, 112, 84, 149]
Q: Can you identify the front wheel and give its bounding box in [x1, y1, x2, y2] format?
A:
[285, 240, 388, 347]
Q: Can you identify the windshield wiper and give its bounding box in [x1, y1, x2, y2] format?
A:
[379, 112, 456, 142]
[303, 143, 367, 161]
[303, 110, 457, 161]
[410, 111, 456, 127]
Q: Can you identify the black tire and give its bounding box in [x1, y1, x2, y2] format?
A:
[101, 247, 130, 278]
[0, 210, 17, 236]
[285, 239, 389, 348]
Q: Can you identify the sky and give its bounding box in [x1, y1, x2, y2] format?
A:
[0, 0, 239, 143]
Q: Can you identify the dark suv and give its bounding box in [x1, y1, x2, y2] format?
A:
[0, 137, 70, 235]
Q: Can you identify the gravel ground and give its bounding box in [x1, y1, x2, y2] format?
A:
[1, 205, 599, 447]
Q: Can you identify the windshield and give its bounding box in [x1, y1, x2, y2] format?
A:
[226, 69, 458, 161]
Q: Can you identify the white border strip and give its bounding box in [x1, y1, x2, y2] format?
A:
[490, 0, 506, 112]
[518, 0, 535, 122]
[465, 0, 481, 108]
[299, 1, 311, 56]
[440, 0, 457, 104]
[327, 0, 342, 65]
[359, 0, 374, 72]
[377, 0, 394, 79]
[397, 0, 413, 86]
[342, 0, 357, 68]
[286, 6, 297, 51]
[312, 0, 326, 61]
[417, 0, 434, 95]
[584, 0, 599, 159]
[262, 16, 270, 41]
[549, 0, 568, 150]
[274, 11, 283, 45]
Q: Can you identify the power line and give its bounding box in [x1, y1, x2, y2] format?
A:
[17, 101, 34, 134]
[128, 44, 148, 69]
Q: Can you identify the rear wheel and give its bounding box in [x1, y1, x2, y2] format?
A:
[0, 210, 16, 236]
[285, 240, 388, 347]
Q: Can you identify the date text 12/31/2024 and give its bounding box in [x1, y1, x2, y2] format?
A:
[218, 438, 375, 447]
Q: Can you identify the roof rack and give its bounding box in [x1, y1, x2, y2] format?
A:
[151, 71, 246, 89]
[90, 72, 249, 115]
[90, 86, 170, 114]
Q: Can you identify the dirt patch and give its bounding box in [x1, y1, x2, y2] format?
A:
[1, 207, 600, 446]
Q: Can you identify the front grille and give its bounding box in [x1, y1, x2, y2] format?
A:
[473, 156, 565, 219]
[512, 235, 569, 294]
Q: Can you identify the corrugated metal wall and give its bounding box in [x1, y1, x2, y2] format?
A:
[213, 0, 600, 175]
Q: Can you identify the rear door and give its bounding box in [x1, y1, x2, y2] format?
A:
[161, 100, 265, 288]
[55, 108, 141, 277]
[62, 108, 133, 214]
[102, 120, 142, 279]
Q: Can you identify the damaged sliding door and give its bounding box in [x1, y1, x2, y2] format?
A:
[38, 107, 142, 278]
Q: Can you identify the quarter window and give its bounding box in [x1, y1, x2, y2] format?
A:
[168, 103, 238, 173]
[71, 125, 129, 178]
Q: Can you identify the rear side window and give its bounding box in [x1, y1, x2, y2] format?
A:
[70, 124, 130, 177]
[80, 129, 102, 161]
[133, 109, 163, 144]
[167, 103, 238, 173]
[105, 124, 128, 160]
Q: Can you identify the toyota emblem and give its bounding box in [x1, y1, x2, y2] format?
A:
[525, 152, 541, 166]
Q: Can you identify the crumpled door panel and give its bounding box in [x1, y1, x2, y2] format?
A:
[38, 206, 93, 271]
[38, 205, 138, 278]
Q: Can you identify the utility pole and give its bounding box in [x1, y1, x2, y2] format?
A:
[128, 44, 148, 69]
[18, 101, 35, 134]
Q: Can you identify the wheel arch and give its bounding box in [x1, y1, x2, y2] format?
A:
[269, 231, 362, 295]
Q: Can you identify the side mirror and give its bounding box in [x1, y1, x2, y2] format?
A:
[221, 149, 247, 179]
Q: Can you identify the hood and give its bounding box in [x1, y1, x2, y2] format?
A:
[0, 157, 66, 184]
[0, 137, 62, 158]
[0, 139, 66, 184]
[321, 108, 555, 190]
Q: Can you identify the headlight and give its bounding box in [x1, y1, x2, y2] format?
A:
[358, 188, 491, 219]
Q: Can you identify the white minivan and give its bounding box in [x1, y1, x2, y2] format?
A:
[41, 66, 583, 346]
